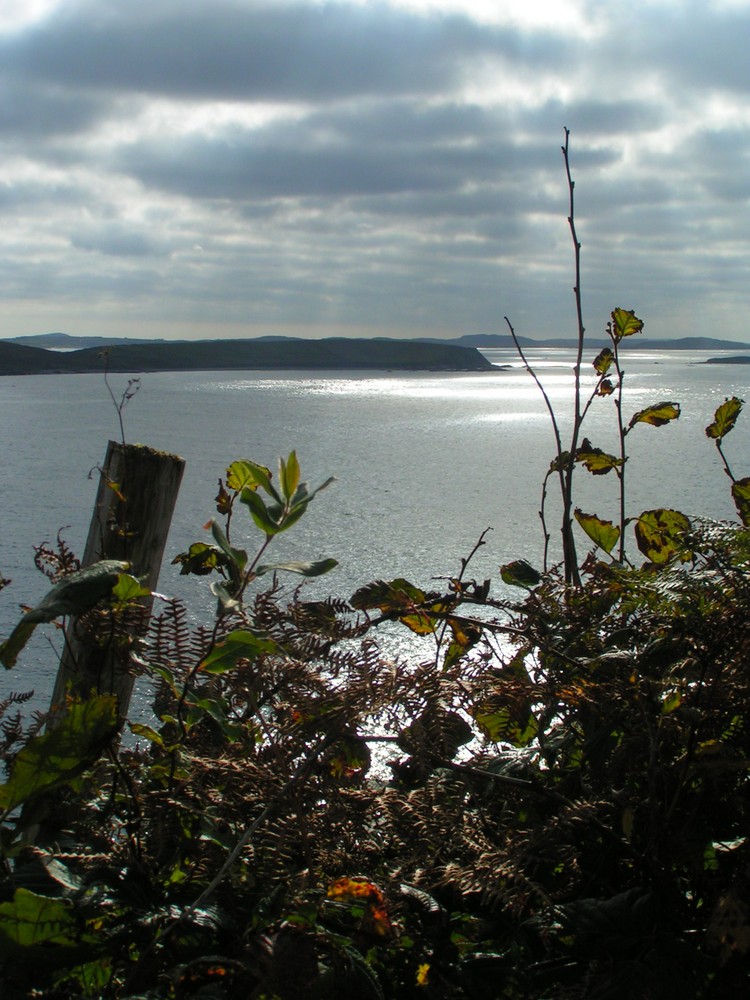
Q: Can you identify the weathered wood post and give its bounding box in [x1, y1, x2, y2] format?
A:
[50, 441, 185, 723]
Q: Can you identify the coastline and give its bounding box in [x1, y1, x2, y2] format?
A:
[0, 338, 495, 376]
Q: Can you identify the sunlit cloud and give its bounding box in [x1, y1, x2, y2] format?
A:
[0, 0, 749, 342]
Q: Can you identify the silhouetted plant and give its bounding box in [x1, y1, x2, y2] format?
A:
[706, 396, 750, 525]
[99, 347, 140, 446]
[506, 131, 684, 581]
[4, 135, 750, 998]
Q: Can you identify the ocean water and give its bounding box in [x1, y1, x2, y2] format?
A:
[2, 347, 749, 716]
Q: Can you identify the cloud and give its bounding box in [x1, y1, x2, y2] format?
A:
[116, 102, 561, 201]
[70, 220, 172, 257]
[0, 0, 748, 342]
[643, 3, 750, 95]
[0, 82, 108, 138]
[1, 0, 570, 102]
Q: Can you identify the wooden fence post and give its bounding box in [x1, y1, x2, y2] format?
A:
[50, 441, 185, 723]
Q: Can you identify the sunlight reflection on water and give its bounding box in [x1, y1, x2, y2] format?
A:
[3, 348, 750, 720]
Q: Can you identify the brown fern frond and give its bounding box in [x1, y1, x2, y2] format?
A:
[33, 532, 81, 581]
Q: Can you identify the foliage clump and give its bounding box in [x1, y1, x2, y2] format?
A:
[3, 134, 750, 998]
[3, 456, 750, 996]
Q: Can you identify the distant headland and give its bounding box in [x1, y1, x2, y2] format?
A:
[0, 335, 494, 376]
[704, 355, 750, 365]
[3, 332, 750, 377]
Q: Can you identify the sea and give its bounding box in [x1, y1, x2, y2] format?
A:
[2, 346, 750, 720]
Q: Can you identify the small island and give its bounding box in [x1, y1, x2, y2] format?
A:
[704, 355, 750, 365]
[0, 337, 494, 376]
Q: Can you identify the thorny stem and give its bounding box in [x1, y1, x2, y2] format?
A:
[561, 127, 584, 586]
[539, 470, 553, 573]
[505, 128, 586, 585]
[613, 341, 628, 562]
[435, 528, 491, 668]
[505, 317, 565, 574]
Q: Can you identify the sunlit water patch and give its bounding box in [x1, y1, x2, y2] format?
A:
[2, 350, 750, 720]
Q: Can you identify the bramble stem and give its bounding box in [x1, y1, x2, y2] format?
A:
[505, 317, 566, 574]
[561, 128, 584, 585]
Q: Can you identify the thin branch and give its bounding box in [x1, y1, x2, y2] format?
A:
[436, 528, 491, 667]
[561, 127, 584, 585]
[505, 316, 566, 573]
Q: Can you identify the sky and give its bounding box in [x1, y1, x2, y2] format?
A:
[1, 0, 750, 343]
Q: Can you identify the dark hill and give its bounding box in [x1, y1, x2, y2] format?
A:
[9, 332, 750, 353]
[705, 355, 750, 365]
[434, 334, 750, 351]
[5, 332, 171, 349]
[0, 337, 493, 376]
[0, 341, 74, 375]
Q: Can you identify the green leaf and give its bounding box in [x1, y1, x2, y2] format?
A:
[610, 307, 644, 342]
[549, 450, 571, 473]
[575, 439, 624, 475]
[240, 487, 282, 535]
[706, 397, 744, 441]
[402, 613, 438, 635]
[226, 459, 277, 499]
[0, 695, 118, 815]
[627, 401, 681, 430]
[291, 475, 336, 510]
[171, 541, 226, 576]
[190, 694, 243, 741]
[0, 621, 35, 671]
[36, 856, 84, 895]
[199, 630, 280, 675]
[350, 578, 445, 634]
[731, 477, 750, 527]
[129, 722, 165, 747]
[351, 578, 427, 613]
[662, 690, 682, 715]
[255, 558, 338, 578]
[634, 508, 692, 564]
[279, 451, 301, 501]
[210, 518, 248, 573]
[500, 560, 541, 588]
[443, 617, 483, 670]
[593, 347, 614, 375]
[110, 573, 151, 604]
[574, 509, 620, 555]
[210, 580, 240, 612]
[272, 501, 307, 534]
[0, 888, 77, 952]
[596, 378, 615, 397]
[472, 697, 538, 747]
[0, 560, 129, 668]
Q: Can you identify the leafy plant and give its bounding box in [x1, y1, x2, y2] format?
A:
[173, 452, 336, 615]
[505, 131, 684, 581]
[706, 396, 750, 525]
[4, 136, 750, 998]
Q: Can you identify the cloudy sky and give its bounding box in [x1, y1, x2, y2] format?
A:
[1, 0, 749, 343]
